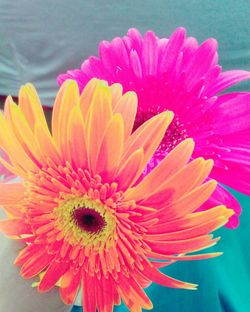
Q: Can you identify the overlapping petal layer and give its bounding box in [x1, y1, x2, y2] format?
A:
[58, 28, 250, 228]
[0, 79, 233, 312]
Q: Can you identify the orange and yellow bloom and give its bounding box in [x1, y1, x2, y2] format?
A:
[0, 79, 233, 311]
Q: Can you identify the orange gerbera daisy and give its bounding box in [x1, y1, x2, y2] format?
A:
[0, 79, 233, 312]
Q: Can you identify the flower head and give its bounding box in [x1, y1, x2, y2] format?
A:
[0, 79, 233, 311]
[58, 27, 250, 228]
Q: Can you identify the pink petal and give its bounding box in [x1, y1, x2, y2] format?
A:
[205, 70, 250, 96]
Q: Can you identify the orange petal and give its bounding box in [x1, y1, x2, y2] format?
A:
[159, 205, 233, 233]
[21, 251, 54, 279]
[18, 84, 47, 130]
[110, 83, 123, 108]
[149, 252, 223, 261]
[141, 260, 197, 289]
[113, 91, 138, 140]
[122, 111, 174, 175]
[0, 112, 39, 172]
[115, 148, 144, 191]
[146, 214, 231, 241]
[5, 100, 45, 166]
[15, 244, 43, 266]
[0, 219, 31, 236]
[95, 114, 124, 178]
[86, 83, 113, 172]
[67, 105, 87, 168]
[139, 157, 210, 206]
[125, 138, 194, 201]
[144, 180, 217, 221]
[0, 158, 24, 177]
[0, 183, 25, 205]
[95, 275, 115, 312]
[117, 274, 152, 311]
[82, 271, 97, 312]
[146, 234, 219, 255]
[52, 80, 79, 156]
[60, 270, 81, 305]
[38, 260, 70, 292]
[80, 78, 103, 122]
[34, 121, 62, 164]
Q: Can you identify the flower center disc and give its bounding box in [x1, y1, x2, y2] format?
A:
[73, 207, 106, 233]
[135, 109, 188, 153]
[55, 196, 116, 248]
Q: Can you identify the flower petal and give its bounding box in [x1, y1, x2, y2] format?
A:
[140, 260, 197, 290]
[115, 148, 144, 191]
[0, 219, 31, 236]
[122, 111, 174, 170]
[38, 260, 70, 292]
[52, 80, 79, 156]
[95, 113, 124, 178]
[67, 105, 87, 169]
[125, 138, 194, 200]
[60, 270, 81, 305]
[86, 82, 113, 172]
[113, 91, 138, 140]
[205, 70, 250, 96]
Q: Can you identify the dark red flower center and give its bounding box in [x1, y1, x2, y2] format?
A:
[73, 207, 106, 233]
[135, 108, 188, 153]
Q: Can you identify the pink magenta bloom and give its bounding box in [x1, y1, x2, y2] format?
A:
[58, 27, 250, 229]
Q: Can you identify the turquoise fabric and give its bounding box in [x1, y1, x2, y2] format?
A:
[71, 190, 250, 312]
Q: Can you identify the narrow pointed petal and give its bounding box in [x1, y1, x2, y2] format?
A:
[139, 158, 210, 207]
[67, 105, 87, 169]
[0, 112, 39, 173]
[141, 260, 197, 290]
[156, 205, 231, 233]
[82, 272, 97, 312]
[145, 234, 219, 255]
[123, 111, 174, 170]
[20, 251, 54, 279]
[0, 183, 25, 205]
[79, 78, 102, 121]
[125, 138, 194, 200]
[95, 114, 124, 177]
[86, 83, 113, 172]
[0, 219, 31, 236]
[52, 80, 79, 155]
[115, 148, 144, 191]
[144, 180, 217, 222]
[34, 121, 61, 164]
[38, 260, 70, 292]
[200, 183, 241, 228]
[60, 271, 81, 305]
[205, 70, 250, 95]
[18, 84, 47, 130]
[113, 91, 138, 140]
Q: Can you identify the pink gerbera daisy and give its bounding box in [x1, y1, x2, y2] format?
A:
[58, 27, 250, 229]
